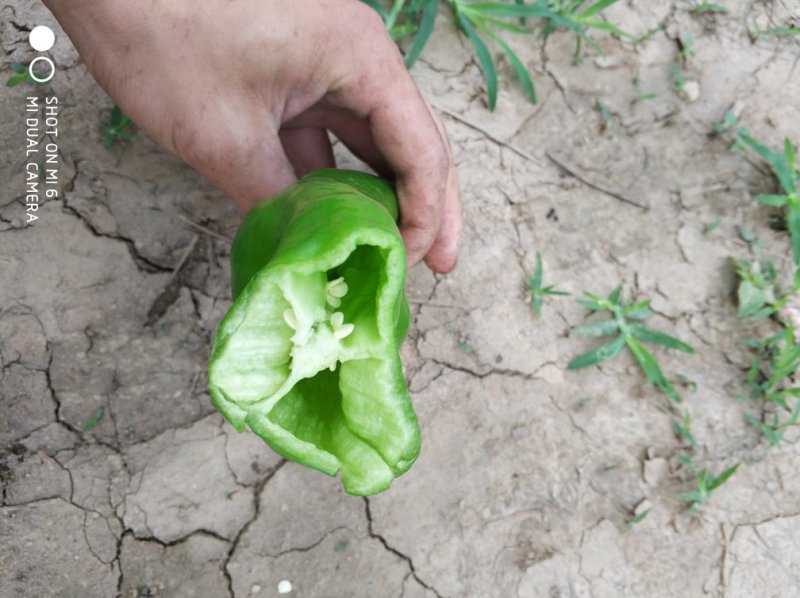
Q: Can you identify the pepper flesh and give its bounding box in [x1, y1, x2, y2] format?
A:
[208, 169, 419, 495]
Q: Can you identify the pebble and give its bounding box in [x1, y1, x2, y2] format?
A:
[682, 80, 701, 102]
[277, 580, 293, 594]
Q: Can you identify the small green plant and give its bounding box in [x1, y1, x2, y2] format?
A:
[624, 508, 650, 530]
[736, 225, 763, 252]
[526, 251, 568, 318]
[670, 63, 687, 93]
[750, 26, 800, 41]
[703, 218, 722, 235]
[746, 403, 800, 447]
[689, 3, 728, 14]
[539, 0, 635, 64]
[677, 455, 739, 513]
[672, 409, 697, 448]
[100, 105, 135, 149]
[714, 110, 739, 135]
[448, 0, 547, 109]
[364, 0, 632, 110]
[743, 326, 800, 446]
[572, 396, 591, 410]
[735, 132, 799, 263]
[457, 339, 475, 353]
[5, 61, 49, 87]
[676, 33, 695, 61]
[568, 286, 694, 402]
[733, 258, 784, 321]
[334, 540, 351, 552]
[362, 0, 440, 67]
[82, 407, 105, 431]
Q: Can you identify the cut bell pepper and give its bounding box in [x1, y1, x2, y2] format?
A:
[208, 169, 420, 495]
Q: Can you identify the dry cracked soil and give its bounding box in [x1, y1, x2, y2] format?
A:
[2, 1, 800, 597]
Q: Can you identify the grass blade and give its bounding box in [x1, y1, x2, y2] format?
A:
[788, 205, 800, 264]
[578, 18, 636, 40]
[6, 73, 26, 87]
[608, 285, 623, 304]
[624, 301, 654, 320]
[625, 335, 681, 402]
[578, 0, 619, 19]
[82, 407, 105, 431]
[463, 1, 552, 19]
[480, 25, 537, 103]
[404, 0, 438, 67]
[482, 16, 533, 34]
[738, 132, 796, 195]
[533, 251, 544, 289]
[543, 285, 569, 296]
[570, 318, 620, 337]
[629, 324, 694, 353]
[568, 334, 625, 369]
[707, 463, 739, 492]
[576, 298, 603, 311]
[457, 13, 498, 110]
[755, 194, 788, 207]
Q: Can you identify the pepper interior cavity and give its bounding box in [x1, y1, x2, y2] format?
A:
[208, 170, 419, 495]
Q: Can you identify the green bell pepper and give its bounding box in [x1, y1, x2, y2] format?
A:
[208, 169, 420, 495]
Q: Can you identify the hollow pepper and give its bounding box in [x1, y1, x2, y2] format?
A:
[208, 169, 420, 495]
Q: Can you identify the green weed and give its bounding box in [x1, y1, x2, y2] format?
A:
[572, 396, 591, 411]
[672, 409, 697, 448]
[736, 226, 763, 252]
[714, 110, 740, 135]
[5, 61, 49, 87]
[526, 251, 568, 318]
[624, 508, 650, 530]
[334, 540, 351, 552]
[735, 132, 799, 263]
[364, 0, 631, 110]
[457, 339, 475, 353]
[689, 3, 728, 14]
[750, 27, 800, 41]
[677, 454, 739, 513]
[742, 326, 800, 445]
[362, 0, 440, 67]
[734, 258, 778, 320]
[100, 105, 135, 149]
[568, 286, 694, 402]
[670, 63, 687, 93]
[703, 218, 722, 235]
[82, 407, 105, 431]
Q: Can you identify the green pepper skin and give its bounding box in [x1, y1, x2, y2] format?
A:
[209, 169, 419, 495]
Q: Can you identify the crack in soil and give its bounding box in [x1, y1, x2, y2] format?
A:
[60, 199, 171, 274]
[222, 459, 286, 598]
[363, 497, 446, 598]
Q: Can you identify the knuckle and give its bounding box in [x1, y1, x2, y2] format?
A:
[349, 2, 389, 35]
[402, 201, 439, 233]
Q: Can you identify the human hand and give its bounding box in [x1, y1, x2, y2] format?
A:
[44, 0, 461, 272]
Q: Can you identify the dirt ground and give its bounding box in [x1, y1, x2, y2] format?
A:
[2, 1, 800, 597]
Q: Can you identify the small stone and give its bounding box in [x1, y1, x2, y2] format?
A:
[251, 584, 262, 594]
[277, 579, 293, 594]
[681, 80, 701, 102]
[593, 54, 621, 69]
[643, 457, 669, 487]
